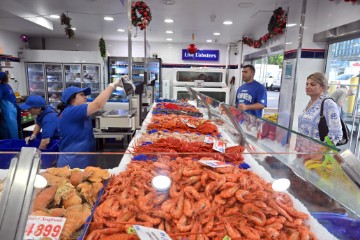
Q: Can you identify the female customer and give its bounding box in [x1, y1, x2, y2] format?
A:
[296, 72, 343, 152]
[20, 95, 59, 149]
[0, 71, 19, 139]
[57, 78, 124, 168]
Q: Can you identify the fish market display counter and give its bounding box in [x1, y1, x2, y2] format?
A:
[0, 89, 359, 240]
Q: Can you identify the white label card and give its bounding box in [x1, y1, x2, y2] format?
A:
[204, 136, 214, 144]
[199, 160, 231, 168]
[133, 225, 172, 240]
[23, 216, 66, 240]
[186, 122, 197, 128]
[213, 140, 226, 153]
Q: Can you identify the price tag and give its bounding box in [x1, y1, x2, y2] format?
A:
[204, 136, 214, 144]
[199, 160, 230, 168]
[24, 216, 66, 240]
[213, 140, 226, 153]
[133, 225, 172, 240]
[194, 80, 205, 88]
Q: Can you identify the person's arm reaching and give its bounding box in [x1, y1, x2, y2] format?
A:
[25, 123, 41, 144]
[86, 78, 123, 116]
[39, 138, 50, 149]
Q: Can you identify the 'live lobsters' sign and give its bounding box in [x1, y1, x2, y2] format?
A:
[182, 49, 219, 61]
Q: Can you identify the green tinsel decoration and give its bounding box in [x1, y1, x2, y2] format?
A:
[99, 37, 107, 59]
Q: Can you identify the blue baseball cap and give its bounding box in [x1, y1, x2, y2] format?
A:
[20, 95, 46, 110]
[62, 86, 91, 104]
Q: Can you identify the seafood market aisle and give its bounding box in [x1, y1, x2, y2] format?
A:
[111, 99, 338, 239]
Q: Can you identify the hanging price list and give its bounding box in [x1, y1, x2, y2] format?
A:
[24, 216, 66, 240]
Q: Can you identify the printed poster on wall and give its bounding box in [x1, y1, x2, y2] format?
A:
[182, 49, 219, 61]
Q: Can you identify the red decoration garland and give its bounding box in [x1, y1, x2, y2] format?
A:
[329, 0, 358, 2]
[242, 7, 287, 49]
[131, 1, 152, 30]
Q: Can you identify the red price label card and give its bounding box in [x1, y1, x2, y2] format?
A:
[204, 136, 214, 144]
[213, 140, 225, 153]
[24, 216, 66, 240]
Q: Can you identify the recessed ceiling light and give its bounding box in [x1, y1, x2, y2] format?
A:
[213, 32, 221, 36]
[164, 19, 174, 23]
[71, 27, 76, 31]
[50, 15, 60, 19]
[117, 28, 125, 32]
[104, 16, 114, 21]
[286, 23, 297, 27]
[160, 0, 176, 5]
[238, 3, 255, 8]
[223, 21, 233, 25]
[166, 30, 173, 34]
[166, 38, 173, 41]
[206, 39, 213, 43]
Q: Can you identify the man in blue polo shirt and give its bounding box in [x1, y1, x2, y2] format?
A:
[235, 64, 267, 117]
[20, 95, 59, 149]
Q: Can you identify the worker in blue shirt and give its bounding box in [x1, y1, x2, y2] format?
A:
[20, 95, 59, 149]
[0, 71, 19, 139]
[57, 77, 124, 168]
[235, 64, 267, 118]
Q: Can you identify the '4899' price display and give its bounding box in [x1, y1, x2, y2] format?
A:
[24, 216, 66, 240]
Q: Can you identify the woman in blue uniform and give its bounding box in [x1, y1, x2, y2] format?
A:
[20, 95, 59, 149]
[57, 79, 123, 168]
[0, 71, 19, 139]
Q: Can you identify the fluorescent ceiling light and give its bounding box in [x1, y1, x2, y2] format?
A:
[117, 28, 125, 32]
[286, 42, 293, 45]
[286, 23, 297, 27]
[164, 19, 174, 23]
[223, 21, 233, 25]
[213, 32, 221, 36]
[166, 30, 173, 34]
[104, 16, 114, 21]
[50, 15, 60, 19]
[166, 38, 173, 41]
[206, 39, 213, 43]
[71, 27, 76, 30]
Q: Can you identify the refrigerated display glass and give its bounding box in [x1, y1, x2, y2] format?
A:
[83, 64, 101, 99]
[26, 63, 45, 99]
[64, 64, 82, 89]
[45, 64, 63, 109]
[108, 57, 162, 99]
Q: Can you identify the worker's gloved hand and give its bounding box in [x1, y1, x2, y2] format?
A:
[25, 134, 36, 145]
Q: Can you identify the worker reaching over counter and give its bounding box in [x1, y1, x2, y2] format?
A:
[57, 76, 128, 168]
[20, 95, 59, 149]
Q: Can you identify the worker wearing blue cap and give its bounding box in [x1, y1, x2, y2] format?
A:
[20, 95, 59, 149]
[57, 77, 124, 168]
[0, 71, 19, 139]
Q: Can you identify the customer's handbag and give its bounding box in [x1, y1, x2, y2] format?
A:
[318, 98, 350, 146]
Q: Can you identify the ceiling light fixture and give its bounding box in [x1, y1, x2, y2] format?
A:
[286, 42, 293, 44]
[238, 2, 255, 8]
[104, 16, 114, 21]
[71, 27, 77, 31]
[286, 23, 297, 27]
[117, 28, 125, 32]
[206, 39, 213, 43]
[223, 21, 233, 25]
[166, 38, 173, 41]
[50, 15, 60, 19]
[160, 0, 176, 5]
[213, 32, 221, 36]
[164, 19, 174, 23]
[166, 30, 173, 34]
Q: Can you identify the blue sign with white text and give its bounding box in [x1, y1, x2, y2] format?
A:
[182, 49, 219, 61]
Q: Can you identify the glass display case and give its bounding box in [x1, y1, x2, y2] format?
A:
[1, 89, 360, 240]
[108, 57, 162, 100]
[173, 68, 226, 87]
[26, 63, 101, 107]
